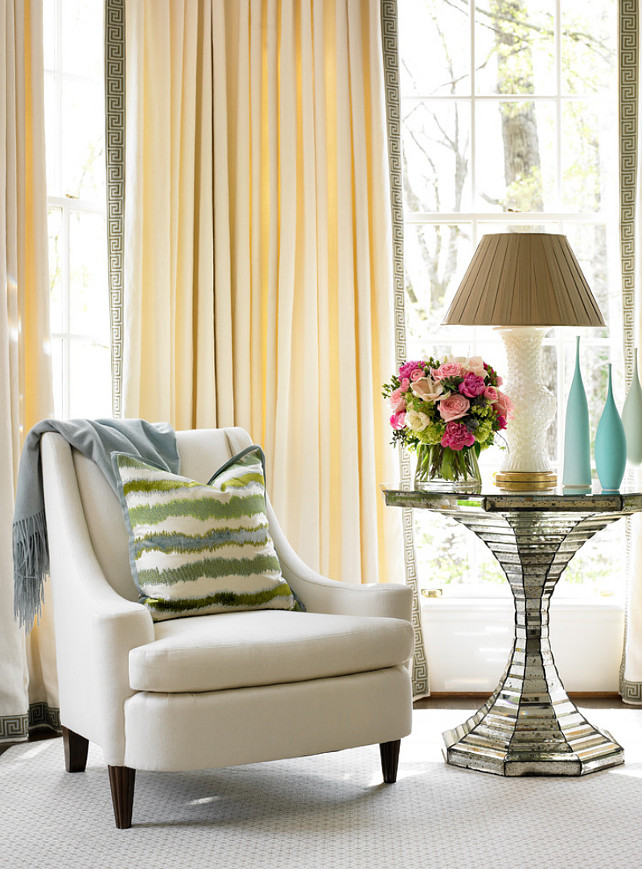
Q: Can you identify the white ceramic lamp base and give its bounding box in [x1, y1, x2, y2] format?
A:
[495, 326, 557, 491]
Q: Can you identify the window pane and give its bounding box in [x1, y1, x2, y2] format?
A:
[62, 0, 103, 80]
[562, 522, 625, 593]
[46, 0, 109, 420]
[561, 0, 615, 96]
[43, 0, 56, 71]
[475, 100, 556, 211]
[415, 511, 507, 592]
[48, 206, 63, 334]
[561, 223, 616, 337]
[399, 0, 471, 96]
[402, 101, 472, 213]
[561, 100, 617, 213]
[69, 211, 109, 339]
[405, 223, 473, 355]
[62, 79, 105, 200]
[475, 0, 555, 95]
[69, 340, 111, 419]
[44, 73, 59, 196]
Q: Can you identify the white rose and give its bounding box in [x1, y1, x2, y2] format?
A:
[450, 355, 486, 379]
[465, 355, 486, 378]
[405, 409, 430, 432]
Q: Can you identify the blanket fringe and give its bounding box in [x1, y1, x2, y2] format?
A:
[13, 510, 49, 632]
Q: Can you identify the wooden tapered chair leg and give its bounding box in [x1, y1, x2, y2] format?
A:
[108, 765, 136, 829]
[379, 739, 401, 783]
[62, 726, 89, 773]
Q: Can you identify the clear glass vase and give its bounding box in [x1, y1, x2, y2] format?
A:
[414, 443, 482, 493]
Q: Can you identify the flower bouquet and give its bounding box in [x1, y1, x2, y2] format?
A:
[382, 356, 513, 492]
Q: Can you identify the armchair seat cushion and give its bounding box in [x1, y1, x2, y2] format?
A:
[129, 610, 413, 693]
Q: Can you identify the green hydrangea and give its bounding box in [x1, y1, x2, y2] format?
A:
[475, 419, 493, 445]
[471, 401, 492, 419]
[417, 422, 445, 445]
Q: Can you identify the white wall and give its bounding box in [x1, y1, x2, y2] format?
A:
[421, 598, 624, 694]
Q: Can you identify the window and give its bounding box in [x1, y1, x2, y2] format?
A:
[399, 0, 623, 598]
[44, 0, 111, 420]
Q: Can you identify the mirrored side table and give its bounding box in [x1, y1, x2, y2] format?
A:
[383, 486, 642, 777]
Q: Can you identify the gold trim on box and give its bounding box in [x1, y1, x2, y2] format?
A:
[496, 482, 557, 492]
[495, 471, 557, 482]
[494, 471, 557, 491]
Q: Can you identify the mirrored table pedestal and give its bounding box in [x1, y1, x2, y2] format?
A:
[383, 487, 642, 776]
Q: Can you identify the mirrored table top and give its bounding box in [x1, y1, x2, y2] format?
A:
[381, 484, 642, 514]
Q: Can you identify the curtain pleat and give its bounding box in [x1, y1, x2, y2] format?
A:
[1, 0, 57, 739]
[123, 0, 400, 587]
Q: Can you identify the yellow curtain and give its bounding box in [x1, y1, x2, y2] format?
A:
[124, 0, 400, 583]
[1, 0, 56, 738]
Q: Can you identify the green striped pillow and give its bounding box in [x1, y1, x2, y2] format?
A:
[113, 446, 297, 620]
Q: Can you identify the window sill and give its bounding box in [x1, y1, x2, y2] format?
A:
[421, 595, 624, 612]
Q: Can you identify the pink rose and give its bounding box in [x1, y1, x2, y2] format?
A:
[389, 389, 406, 413]
[497, 415, 507, 430]
[441, 421, 476, 451]
[390, 411, 406, 430]
[399, 360, 425, 380]
[438, 393, 470, 422]
[431, 361, 464, 381]
[399, 377, 410, 392]
[484, 385, 499, 402]
[495, 375, 503, 386]
[410, 376, 448, 403]
[458, 372, 486, 398]
[494, 390, 514, 419]
[410, 368, 425, 382]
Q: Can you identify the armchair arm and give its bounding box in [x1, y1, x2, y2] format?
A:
[265, 497, 412, 621]
[41, 434, 154, 765]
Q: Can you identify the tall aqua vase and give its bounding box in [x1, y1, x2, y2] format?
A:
[562, 336, 591, 490]
[594, 363, 627, 492]
[621, 349, 642, 465]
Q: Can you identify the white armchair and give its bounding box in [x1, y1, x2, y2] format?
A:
[41, 427, 413, 828]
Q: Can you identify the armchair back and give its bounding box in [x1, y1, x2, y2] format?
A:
[71, 426, 251, 601]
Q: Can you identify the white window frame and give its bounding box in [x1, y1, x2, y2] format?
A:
[399, 0, 624, 603]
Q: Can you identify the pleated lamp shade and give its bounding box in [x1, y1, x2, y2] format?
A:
[443, 233, 604, 327]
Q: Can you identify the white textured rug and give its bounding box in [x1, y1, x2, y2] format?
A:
[2, 707, 642, 869]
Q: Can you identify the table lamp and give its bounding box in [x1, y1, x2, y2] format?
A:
[442, 232, 605, 490]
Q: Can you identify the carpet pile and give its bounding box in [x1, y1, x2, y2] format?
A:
[1, 707, 641, 869]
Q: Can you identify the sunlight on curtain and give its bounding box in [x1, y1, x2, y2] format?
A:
[123, 0, 401, 584]
[1, 0, 57, 739]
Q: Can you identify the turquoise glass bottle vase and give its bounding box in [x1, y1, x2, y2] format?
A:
[621, 349, 642, 465]
[594, 363, 627, 492]
[562, 336, 591, 491]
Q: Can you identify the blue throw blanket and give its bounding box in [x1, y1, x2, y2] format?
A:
[13, 418, 180, 631]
